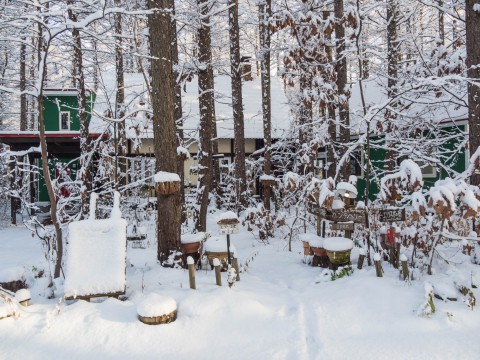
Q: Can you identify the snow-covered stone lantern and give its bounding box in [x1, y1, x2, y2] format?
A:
[217, 211, 239, 265]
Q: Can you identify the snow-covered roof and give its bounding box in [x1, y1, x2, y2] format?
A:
[182, 75, 291, 139]
[349, 78, 468, 134]
[89, 72, 292, 140]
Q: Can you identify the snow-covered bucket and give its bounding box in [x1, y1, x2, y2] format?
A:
[181, 232, 207, 254]
[137, 293, 177, 325]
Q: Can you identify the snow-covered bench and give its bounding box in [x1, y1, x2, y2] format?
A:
[64, 192, 127, 301]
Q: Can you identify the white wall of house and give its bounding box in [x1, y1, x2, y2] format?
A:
[128, 138, 259, 187]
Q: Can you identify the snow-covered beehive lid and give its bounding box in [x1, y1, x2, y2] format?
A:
[203, 236, 236, 254]
[300, 233, 323, 248]
[64, 217, 128, 299]
[323, 237, 354, 252]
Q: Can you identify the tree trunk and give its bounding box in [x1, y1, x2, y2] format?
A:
[170, 0, 185, 221]
[324, 11, 337, 179]
[20, 38, 27, 131]
[114, 0, 127, 189]
[466, 0, 480, 185]
[334, 0, 350, 181]
[195, 0, 215, 232]
[148, 0, 181, 264]
[259, 0, 272, 210]
[438, 0, 445, 45]
[228, 0, 247, 208]
[36, 25, 63, 279]
[385, 0, 399, 173]
[67, 2, 91, 216]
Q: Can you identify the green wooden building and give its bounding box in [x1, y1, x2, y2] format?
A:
[0, 89, 97, 202]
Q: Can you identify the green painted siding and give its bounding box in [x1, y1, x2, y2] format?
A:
[355, 124, 467, 201]
[38, 158, 79, 202]
[37, 90, 96, 201]
[41, 91, 96, 131]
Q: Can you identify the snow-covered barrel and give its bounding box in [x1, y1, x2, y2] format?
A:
[323, 237, 354, 268]
[137, 293, 177, 325]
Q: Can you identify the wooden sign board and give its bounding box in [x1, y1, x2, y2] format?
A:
[379, 208, 405, 223]
[331, 222, 355, 231]
[329, 209, 366, 224]
[307, 204, 366, 225]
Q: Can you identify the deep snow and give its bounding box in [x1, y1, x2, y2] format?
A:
[1, 222, 480, 360]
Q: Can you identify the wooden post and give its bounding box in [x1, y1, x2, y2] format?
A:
[400, 254, 409, 280]
[395, 242, 401, 269]
[187, 256, 196, 289]
[374, 254, 383, 277]
[389, 245, 395, 267]
[316, 215, 320, 235]
[232, 257, 240, 281]
[357, 249, 365, 270]
[214, 258, 222, 286]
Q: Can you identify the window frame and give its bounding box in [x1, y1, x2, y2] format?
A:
[59, 111, 71, 130]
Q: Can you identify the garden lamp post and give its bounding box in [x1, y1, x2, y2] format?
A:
[217, 211, 239, 265]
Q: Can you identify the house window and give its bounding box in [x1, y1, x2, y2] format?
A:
[315, 155, 327, 179]
[316, 149, 363, 179]
[416, 160, 436, 178]
[60, 111, 70, 130]
[397, 147, 437, 178]
[129, 157, 156, 184]
[219, 158, 231, 184]
[350, 149, 363, 178]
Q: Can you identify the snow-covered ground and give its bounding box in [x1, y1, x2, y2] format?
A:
[1, 222, 480, 360]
